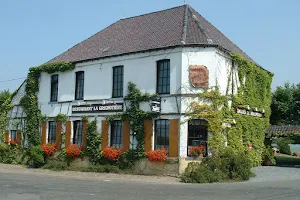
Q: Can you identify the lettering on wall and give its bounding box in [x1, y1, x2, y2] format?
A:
[189, 65, 209, 88]
[236, 108, 264, 118]
[72, 103, 123, 114]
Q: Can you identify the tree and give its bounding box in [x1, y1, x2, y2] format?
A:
[270, 82, 300, 125]
[0, 90, 10, 107]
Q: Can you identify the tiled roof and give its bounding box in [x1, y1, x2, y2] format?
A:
[266, 125, 300, 137]
[48, 5, 255, 64]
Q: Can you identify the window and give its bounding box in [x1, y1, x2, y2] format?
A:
[75, 71, 84, 100]
[188, 119, 208, 157]
[112, 66, 123, 98]
[155, 120, 170, 151]
[50, 75, 58, 102]
[157, 60, 170, 94]
[10, 130, 17, 141]
[111, 120, 122, 149]
[73, 121, 83, 145]
[48, 121, 56, 144]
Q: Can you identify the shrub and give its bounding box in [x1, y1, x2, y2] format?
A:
[42, 144, 56, 157]
[42, 159, 68, 171]
[278, 139, 291, 155]
[86, 120, 102, 165]
[66, 144, 82, 158]
[103, 146, 123, 161]
[146, 147, 167, 162]
[181, 147, 255, 183]
[261, 146, 276, 165]
[27, 145, 45, 168]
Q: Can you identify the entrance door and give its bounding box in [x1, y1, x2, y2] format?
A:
[187, 119, 208, 156]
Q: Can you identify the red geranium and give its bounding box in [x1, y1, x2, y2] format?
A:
[146, 147, 168, 162]
[102, 146, 123, 161]
[66, 144, 82, 158]
[9, 138, 16, 145]
[189, 145, 205, 157]
[42, 144, 56, 157]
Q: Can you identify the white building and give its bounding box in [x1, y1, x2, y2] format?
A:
[6, 5, 256, 163]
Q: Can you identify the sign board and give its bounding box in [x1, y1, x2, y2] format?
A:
[150, 100, 161, 113]
[189, 65, 209, 88]
[72, 103, 123, 114]
[236, 108, 263, 118]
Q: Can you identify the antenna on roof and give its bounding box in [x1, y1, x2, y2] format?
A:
[184, 0, 188, 5]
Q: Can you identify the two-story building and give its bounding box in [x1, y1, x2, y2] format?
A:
[6, 5, 257, 162]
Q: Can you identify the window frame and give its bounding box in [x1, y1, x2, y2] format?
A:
[50, 74, 59, 102]
[156, 59, 170, 95]
[187, 119, 208, 157]
[112, 66, 124, 98]
[154, 119, 170, 151]
[110, 120, 123, 149]
[48, 121, 57, 144]
[73, 120, 83, 146]
[75, 71, 84, 100]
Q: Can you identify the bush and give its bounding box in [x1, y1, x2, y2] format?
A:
[86, 120, 101, 165]
[43, 159, 68, 171]
[66, 144, 82, 158]
[146, 147, 167, 162]
[42, 144, 56, 157]
[278, 139, 291, 155]
[261, 146, 276, 165]
[103, 147, 123, 161]
[181, 147, 255, 183]
[27, 145, 45, 168]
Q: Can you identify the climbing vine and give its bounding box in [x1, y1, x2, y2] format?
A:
[187, 53, 273, 166]
[86, 119, 101, 164]
[107, 82, 158, 156]
[20, 62, 74, 147]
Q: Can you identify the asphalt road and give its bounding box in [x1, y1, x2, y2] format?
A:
[1, 169, 300, 200]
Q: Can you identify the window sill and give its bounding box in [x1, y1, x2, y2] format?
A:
[185, 156, 206, 161]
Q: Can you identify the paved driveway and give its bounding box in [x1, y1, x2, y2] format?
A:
[0, 164, 300, 200]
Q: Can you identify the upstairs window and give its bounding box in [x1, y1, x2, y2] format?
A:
[50, 75, 58, 102]
[48, 121, 56, 144]
[75, 71, 84, 100]
[73, 120, 83, 146]
[155, 120, 170, 151]
[157, 60, 170, 94]
[112, 66, 123, 98]
[111, 120, 122, 149]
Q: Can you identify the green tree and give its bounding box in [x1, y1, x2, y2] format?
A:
[0, 90, 10, 107]
[270, 82, 300, 125]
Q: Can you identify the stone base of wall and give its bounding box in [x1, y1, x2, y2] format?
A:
[69, 157, 91, 168]
[133, 158, 179, 176]
[179, 157, 203, 174]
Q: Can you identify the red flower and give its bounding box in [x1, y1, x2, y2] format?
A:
[146, 147, 168, 162]
[42, 144, 56, 157]
[102, 146, 123, 161]
[66, 144, 81, 158]
[9, 138, 16, 145]
[189, 145, 205, 156]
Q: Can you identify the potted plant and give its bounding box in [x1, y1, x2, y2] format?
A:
[189, 145, 205, 158]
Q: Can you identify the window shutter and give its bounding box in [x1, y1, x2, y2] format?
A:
[56, 121, 62, 150]
[169, 119, 179, 157]
[82, 120, 88, 149]
[4, 130, 9, 143]
[144, 120, 153, 152]
[65, 121, 72, 148]
[101, 120, 109, 150]
[16, 130, 22, 144]
[41, 121, 47, 145]
[122, 120, 130, 152]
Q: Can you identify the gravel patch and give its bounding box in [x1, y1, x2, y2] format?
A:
[0, 163, 180, 184]
[249, 166, 300, 182]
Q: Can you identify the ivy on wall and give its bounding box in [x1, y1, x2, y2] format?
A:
[187, 53, 273, 166]
[107, 82, 158, 155]
[19, 62, 74, 147]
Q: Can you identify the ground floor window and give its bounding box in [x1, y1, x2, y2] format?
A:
[155, 119, 170, 151]
[111, 120, 122, 149]
[10, 130, 17, 141]
[188, 119, 208, 157]
[73, 120, 83, 146]
[48, 121, 56, 144]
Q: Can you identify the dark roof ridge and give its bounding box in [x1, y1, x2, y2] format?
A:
[180, 4, 189, 44]
[120, 5, 186, 21]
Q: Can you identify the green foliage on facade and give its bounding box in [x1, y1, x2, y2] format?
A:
[187, 53, 273, 166]
[20, 62, 74, 147]
[107, 82, 158, 156]
[86, 120, 102, 165]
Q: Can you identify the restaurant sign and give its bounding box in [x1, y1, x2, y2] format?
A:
[236, 108, 263, 118]
[72, 103, 123, 114]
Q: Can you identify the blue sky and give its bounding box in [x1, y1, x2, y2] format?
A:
[0, 0, 299, 92]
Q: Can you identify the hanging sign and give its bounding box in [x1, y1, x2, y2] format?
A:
[72, 103, 123, 114]
[150, 100, 161, 113]
[236, 108, 263, 118]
